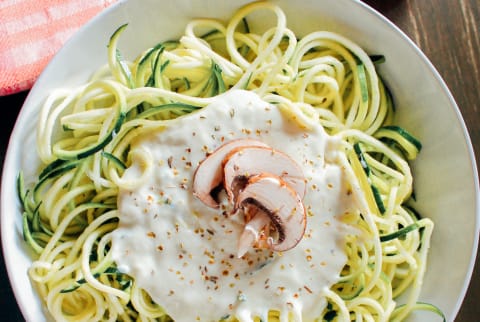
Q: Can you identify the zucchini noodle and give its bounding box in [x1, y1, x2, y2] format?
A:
[17, 1, 441, 321]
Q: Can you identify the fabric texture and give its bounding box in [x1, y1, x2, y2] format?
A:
[0, 0, 117, 96]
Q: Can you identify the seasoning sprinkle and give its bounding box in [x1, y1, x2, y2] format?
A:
[147, 231, 156, 238]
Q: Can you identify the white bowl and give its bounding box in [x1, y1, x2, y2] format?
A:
[2, 0, 478, 321]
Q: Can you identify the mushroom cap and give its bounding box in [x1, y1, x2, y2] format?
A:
[192, 138, 269, 208]
[236, 174, 307, 253]
[222, 146, 306, 203]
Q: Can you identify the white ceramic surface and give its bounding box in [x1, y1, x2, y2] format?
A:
[2, 0, 478, 321]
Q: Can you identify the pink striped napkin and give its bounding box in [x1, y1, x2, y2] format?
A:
[0, 0, 117, 96]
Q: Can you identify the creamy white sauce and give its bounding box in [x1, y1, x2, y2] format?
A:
[111, 90, 356, 321]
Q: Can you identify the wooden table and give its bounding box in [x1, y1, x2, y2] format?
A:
[0, 0, 478, 321]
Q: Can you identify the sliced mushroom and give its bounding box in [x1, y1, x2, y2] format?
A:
[235, 174, 306, 255]
[192, 138, 269, 208]
[223, 146, 306, 203]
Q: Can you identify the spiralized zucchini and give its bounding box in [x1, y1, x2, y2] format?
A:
[18, 1, 442, 321]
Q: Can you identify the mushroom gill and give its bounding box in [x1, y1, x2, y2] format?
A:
[192, 138, 268, 208]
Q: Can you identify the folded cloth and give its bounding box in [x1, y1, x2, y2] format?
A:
[0, 0, 117, 96]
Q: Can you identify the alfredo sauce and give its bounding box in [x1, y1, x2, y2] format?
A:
[111, 90, 357, 321]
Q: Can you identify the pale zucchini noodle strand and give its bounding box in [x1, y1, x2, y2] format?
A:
[18, 2, 436, 321]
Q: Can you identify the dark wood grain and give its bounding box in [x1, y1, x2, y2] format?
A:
[0, 1, 479, 321]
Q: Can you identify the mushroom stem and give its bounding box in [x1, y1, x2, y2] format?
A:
[237, 211, 271, 258]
